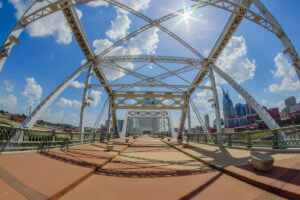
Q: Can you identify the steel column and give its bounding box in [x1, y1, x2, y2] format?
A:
[79, 64, 93, 142]
[209, 68, 222, 144]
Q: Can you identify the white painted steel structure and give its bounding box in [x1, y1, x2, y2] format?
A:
[1, 0, 299, 142]
[120, 110, 175, 138]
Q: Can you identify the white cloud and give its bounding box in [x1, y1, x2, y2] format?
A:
[193, 90, 213, 113]
[72, 100, 82, 110]
[106, 14, 131, 40]
[93, 28, 159, 81]
[0, 2, 3, 8]
[269, 100, 285, 110]
[57, 98, 73, 107]
[9, 0, 82, 44]
[94, 28, 159, 56]
[238, 94, 243, 100]
[0, 95, 18, 112]
[81, 59, 87, 65]
[216, 36, 256, 84]
[4, 80, 14, 92]
[71, 80, 85, 89]
[40, 109, 80, 126]
[88, 90, 102, 107]
[8, 0, 25, 18]
[261, 98, 267, 105]
[87, 0, 108, 7]
[127, 28, 160, 55]
[56, 98, 81, 109]
[22, 77, 42, 107]
[268, 53, 300, 93]
[116, 0, 151, 13]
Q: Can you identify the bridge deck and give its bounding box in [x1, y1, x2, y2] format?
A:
[0, 135, 298, 200]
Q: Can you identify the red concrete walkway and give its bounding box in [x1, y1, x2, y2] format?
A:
[165, 139, 300, 199]
[0, 136, 295, 200]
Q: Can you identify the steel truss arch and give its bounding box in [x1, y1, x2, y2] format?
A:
[2, 0, 299, 78]
[120, 110, 176, 138]
[1, 0, 298, 141]
[211, 64, 280, 129]
[20, 61, 91, 129]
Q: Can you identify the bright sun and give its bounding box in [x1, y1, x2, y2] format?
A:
[182, 6, 192, 21]
[183, 12, 190, 20]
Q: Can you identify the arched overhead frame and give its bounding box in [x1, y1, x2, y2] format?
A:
[120, 110, 176, 138]
[1, 0, 299, 143]
[11, 61, 91, 141]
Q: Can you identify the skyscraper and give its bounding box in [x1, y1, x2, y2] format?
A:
[285, 96, 296, 107]
[244, 102, 255, 115]
[204, 114, 209, 127]
[222, 88, 235, 119]
[235, 103, 245, 117]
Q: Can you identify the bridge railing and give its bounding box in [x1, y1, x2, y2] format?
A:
[0, 124, 110, 151]
[186, 125, 300, 149]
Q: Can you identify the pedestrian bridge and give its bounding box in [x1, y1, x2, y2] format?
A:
[0, 134, 299, 200]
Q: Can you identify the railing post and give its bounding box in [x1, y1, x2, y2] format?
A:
[204, 134, 207, 144]
[247, 132, 252, 148]
[51, 130, 56, 142]
[272, 130, 279, 149]
[228, 134, 232, 147]
[214, 135, 217, 144]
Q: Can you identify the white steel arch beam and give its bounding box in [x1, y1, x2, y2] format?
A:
[0, 0, 45, 72]
[106, 62, 150, 82]
[208, 68, 222, 143]
[89, 84, 212, 90]
[211, 64, 280, 129]
[189, 98, 212, 142]
[120, 110, 175, 138]
[179, 0, 251, 138]
[17, 0, 281, 35]
[101, 55, 203, 65]
[92, 97, 109, 133]
[188, 0, 252, 95]
[79, 64, 93, 142]
[100, 63, 184, 92]
[113, 65, 198, 93]
[20, 62, 91, 129]
[97, 3, 206, 58]
[250, 0, 300, 80]
[153, 62, 191, 84]
[3, 0, 298, 80]
[60, 2, 120, 136]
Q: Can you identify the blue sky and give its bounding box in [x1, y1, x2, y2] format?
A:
[0, 0, 299, 128]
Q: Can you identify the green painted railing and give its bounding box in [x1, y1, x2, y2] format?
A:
[0, 124, 111, 152]
[186, 125, 300, 149]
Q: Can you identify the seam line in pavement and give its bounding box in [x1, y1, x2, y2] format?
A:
[56, 139, 137, 200]
[0, 166, 48, 200]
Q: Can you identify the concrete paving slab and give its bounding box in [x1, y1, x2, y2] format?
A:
[0, 177, 27, 200]
[165, 140, 300, 199]
[60, 136, 285, 200]
[0, 152, 94, 199]
[45, 145, 115, 169]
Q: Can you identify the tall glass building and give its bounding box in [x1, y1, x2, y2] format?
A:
[222, 88, 235, 119]
[235, 103, 245, 117]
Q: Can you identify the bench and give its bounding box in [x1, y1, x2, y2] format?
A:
[251, 151, 274, 172]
